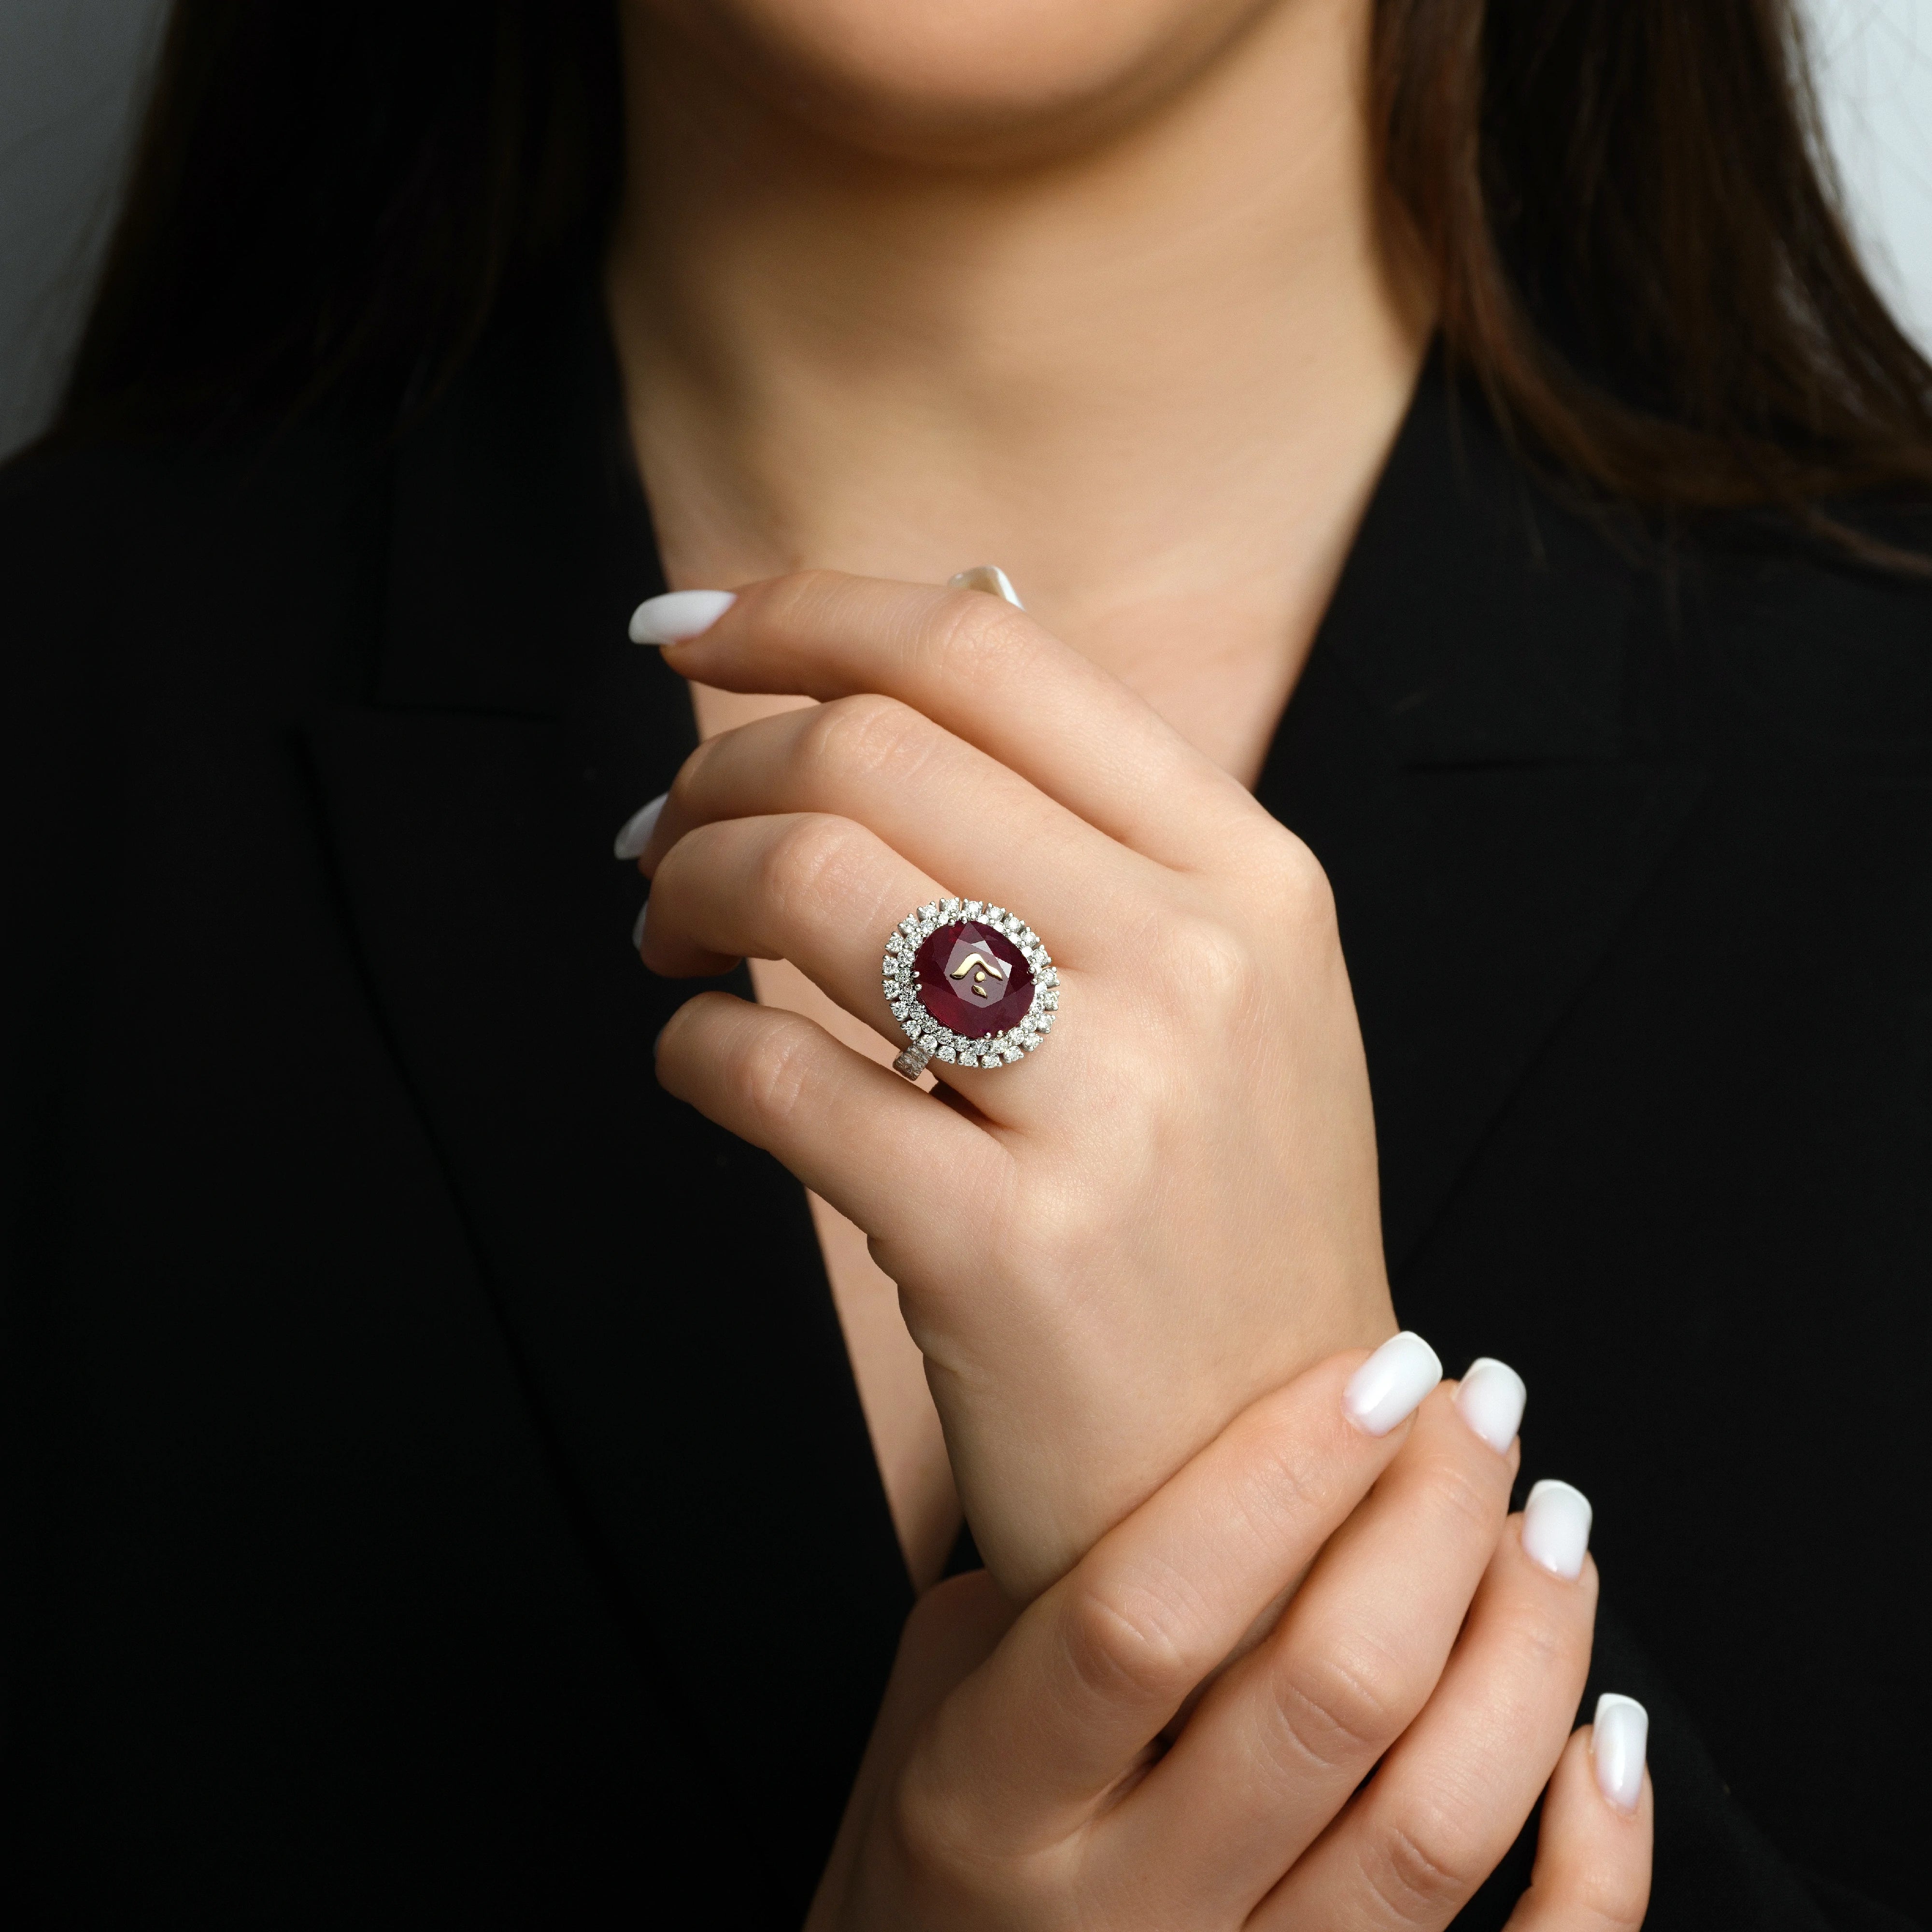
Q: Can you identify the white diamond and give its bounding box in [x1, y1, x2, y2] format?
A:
[1036, 1012, 1054, 1032]
[920, 1035, 938, 1053]
[937, 1045, 957, 1063]
[984, 905, 1004, 923]
[919, 902, 939, 921]
[958, 1052, 980, 1068]
[1019, 1033, 1039, 1051]
[1042, 990, 1059, 1009]
[1001, 1047, 1023, 1065]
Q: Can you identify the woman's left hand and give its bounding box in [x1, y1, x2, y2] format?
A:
[632, 570, 1396, 1600]
[806, 1351, 1649, 1932]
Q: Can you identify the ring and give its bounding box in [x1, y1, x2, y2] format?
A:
[882, 899, 1058, 1080]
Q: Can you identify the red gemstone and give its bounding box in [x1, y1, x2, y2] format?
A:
[912, 920, 1035, 1040]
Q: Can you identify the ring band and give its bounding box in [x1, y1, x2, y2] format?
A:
[882, 899, 1058, 1079]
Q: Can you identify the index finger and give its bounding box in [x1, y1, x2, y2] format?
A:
[907, 1337, 1441, 1833]
[636, 571, 1263, 871]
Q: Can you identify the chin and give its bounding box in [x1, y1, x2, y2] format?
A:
[633, 0, 1277, 163]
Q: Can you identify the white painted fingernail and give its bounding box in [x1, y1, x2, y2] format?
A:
[614, 793, 668, 860]
[1522, 1478, 1592, 1579]
[1342, 1331, 1443, 1436]
[1455, 1357, 1527, 1454]
[947, 564, 1024, 608]
[631, 898, 650, 950]
[1591, 1693, 1648, 1813]
[629, 589, 737, 644]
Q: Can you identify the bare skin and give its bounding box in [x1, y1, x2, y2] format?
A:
[607, 2, 1655, 1918]
[611, 0, 1429, 1588]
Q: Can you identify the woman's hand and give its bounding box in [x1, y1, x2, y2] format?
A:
[807, 1346, 1650, 1932]
[631, 570, 1395, 1597]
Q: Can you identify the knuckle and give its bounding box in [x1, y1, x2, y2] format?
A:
[1162, 914, 1263, 1027]
[769, 567, 850, 625]
[651, 992, 711, 1065]
[1267, 1639, 1416, 1774]
[886, 1746, 973, 1875]
[1364, 1804, 1489, 1924]
[1573, 1852, 1652, 1930]
[886, 1705, 1025, 1899]
[1263, 833, 1338, 934]
[665, 740, 709, 815]
[1492, 1586, 1594, 1688]
[1223, 1403, 1334, 1539]
[1417, 1450, 1511, 1547]
[1057, 1571, 1200, 1710]
[1023, 1183, 1113, 1281]
[805, 692, 931, 787]
[719, 1009, 816, 1126]
[759, 812, 859, 915]
[929, 587, 1038, 677]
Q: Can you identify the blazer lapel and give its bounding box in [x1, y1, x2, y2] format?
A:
[1262, 363, 1706, 1276]
[305, 294, 908, 1916]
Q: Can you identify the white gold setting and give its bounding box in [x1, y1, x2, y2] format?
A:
[883, 898, 1058, 1081]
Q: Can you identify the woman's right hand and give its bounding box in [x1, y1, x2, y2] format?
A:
[809, 1341, 1652, 1932]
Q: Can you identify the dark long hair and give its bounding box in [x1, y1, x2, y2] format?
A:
[55, 0, 1932, 542]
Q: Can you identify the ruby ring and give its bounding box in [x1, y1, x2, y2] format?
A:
[882, 899, 1058, 1080]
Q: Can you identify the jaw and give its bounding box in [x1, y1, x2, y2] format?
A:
[625, 0, 1294, 170]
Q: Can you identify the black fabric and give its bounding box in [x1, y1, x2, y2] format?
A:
[2, 294, 1926, 1928]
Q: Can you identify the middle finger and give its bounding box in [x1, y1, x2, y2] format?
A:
[637, 692, 1152, 941]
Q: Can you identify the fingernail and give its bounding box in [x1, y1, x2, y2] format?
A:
[1591, 1693, 1648, 1813]
[614, 793, 668, 860]
[1343, 1331, 1443, 1436]
[1522, 1478, 1592, 1579]
[1454, 1357, 1527, 1454]
[629, 589, 737, 644]
[631, 898, 650, 950]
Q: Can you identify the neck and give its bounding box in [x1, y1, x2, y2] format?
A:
[606, 0, 1430, 779]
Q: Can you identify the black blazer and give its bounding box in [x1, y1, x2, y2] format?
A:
[3, 294, 1928, 1931]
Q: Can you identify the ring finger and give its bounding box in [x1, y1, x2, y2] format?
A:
[644, 810, 1087, 1119]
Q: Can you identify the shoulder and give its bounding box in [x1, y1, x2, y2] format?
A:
[0, 419, 393, 712]
[1649, 511, 1932, 781]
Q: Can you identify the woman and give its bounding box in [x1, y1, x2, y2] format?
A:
[3, 0, 1928, 1924]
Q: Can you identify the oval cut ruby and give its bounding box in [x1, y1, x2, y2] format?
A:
[911, 920, 1035, 1039]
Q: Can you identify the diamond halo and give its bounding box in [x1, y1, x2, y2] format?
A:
[882, 899, 1059, 1078]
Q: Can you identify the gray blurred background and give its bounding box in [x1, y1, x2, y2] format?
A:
[2, 0, 1931, 461]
